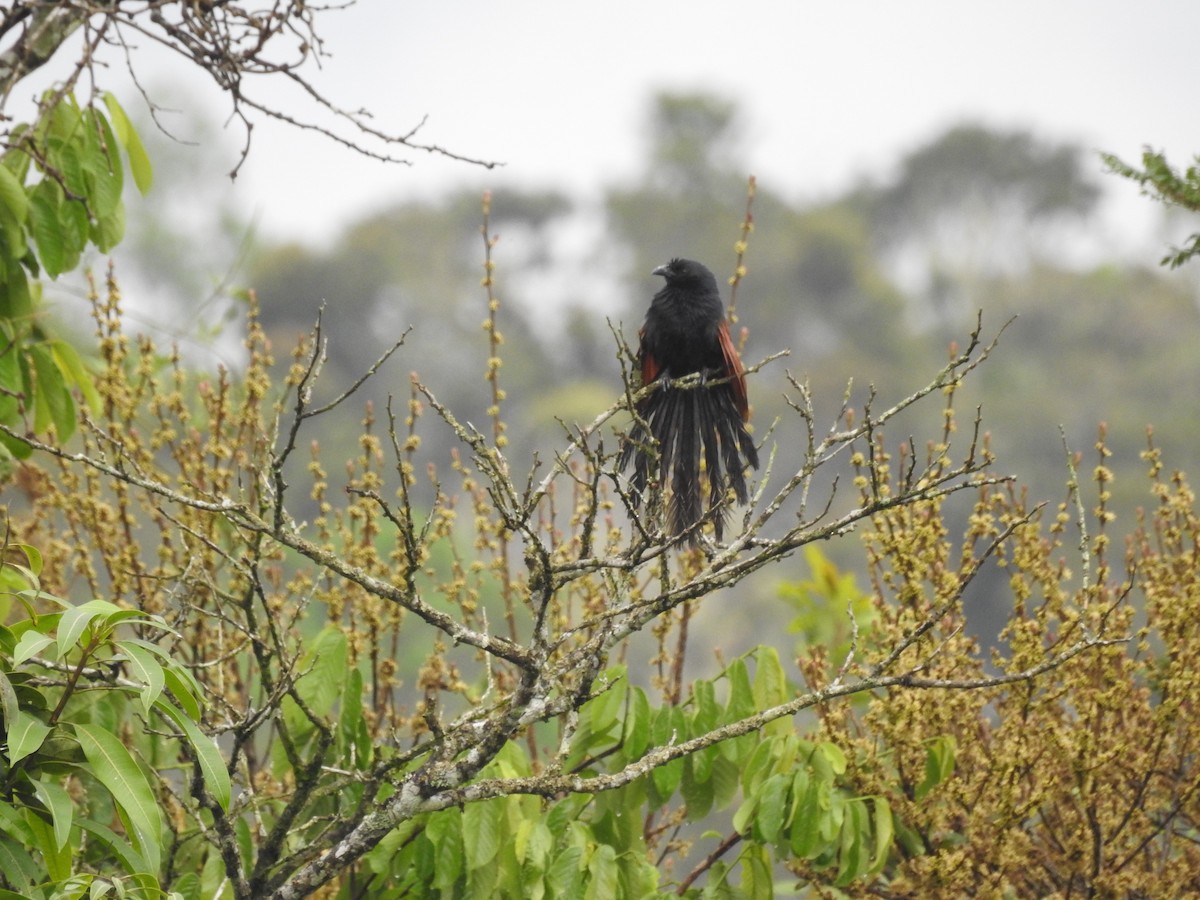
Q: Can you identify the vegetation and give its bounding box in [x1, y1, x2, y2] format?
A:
[3, 7, 1200, 899]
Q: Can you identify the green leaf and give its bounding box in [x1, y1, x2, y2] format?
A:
[835, 798, 870, 885]
[0, 161, 28, 225]
[463, 798, 502, 870]
[0, 670, 18, 725]
[0, 255, 32, 322]
[681, 754, 715, 821]
[90, 202, 125, 252]
[338, 665, 370, 768]
[427, 809, 464, 891]
[73, 722, 162, 875]
[623, 686, 650, 761]
[81, 108, 124, 218]
[817, 740, 848, 777]
[32, 778, 74, 851]
[296, 625, 348, 718]
[154, 697, 231, 812]
[121, 639, 164, 715]
[161, 660, 202, 721]
[29, 342, 75, 439]
[868, 796, 894, 874]
[915, 735, 956, 800]
[0, 325, 21, 423]
[7, 710, 51, 763]
[49, 340, 100, 415]
[752, 645, 789, 711]
[123, 638, 203, 718]
[75, 816, 147, 875]
[23, 805, 71, 881]
[56, 598, 116, 659]
[0, 833, 40, 891]
[789, 767, 825, 859]
[584, 844, 618, 900]
[28, 178, 65, 278]
[13, 629, 53, 665]
[0, 164, 27, 255]
[753, 772, 790, 845]
[546, 846, 583, 898]
[103, 94, 153, 195]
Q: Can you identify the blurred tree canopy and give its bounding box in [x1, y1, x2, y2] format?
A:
[229, 91, 1198, 534]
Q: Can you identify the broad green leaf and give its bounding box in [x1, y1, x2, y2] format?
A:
[7, 710, 51, 763]
[427, 809, 464, 891]
[13, 629, 54, 665]
[0, 833, 39, 891]
[463, 798, 502, 870]
[817, 740, 848, 777]
[681, 754, 715, 821]
[518, 821, 553, 872]
[869, 796, 894, 874]
[584, 844, 618, 900]
[73, 722, 162, 875]
[0, 324, 21, 423]
[648, 706, 685, 803]
[0, 670, 17, 725]
[23, 806, 71, 881]
[915, 735, 956, 800]
[710, 754, 741, 811]
[122, 638, 202, 718]
[835, 798, 870, 885]
[753, 772, 790, 845]
[789, 767, 825, 859]
[121, 639, 165, 714]
[0, 164, 27, 254]
[296, 625, 348, 717]
[75, 816, 147, 875]
[50, 138, 87, 199]
[28, 178, 65, 278]
[0, 255, 32, 322]
[0, 162, 27, 224]
[739, 843, 773, 900]
[8, 541, 42, 577]
[57, 598, 116, 659]
[81, 108, 124, 217]
[751, 645, 789, 728]
[545, 846, 583, 898]
[731, 791, 756, 836]
[90, 203, 125, 252]
[161, 660, 202, 721]
[623, 686, 650, 761]
[103, 94, 153, 195]
[32, 778, 74, 851]
[154, 697, 231, 812]
[337, 664, 369, 768]
[724, 657, 755, 721]
[29, 342, 75, 438]
[51, 339, 101, 416]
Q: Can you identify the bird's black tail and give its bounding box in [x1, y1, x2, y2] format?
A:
[620, 377, 759, 544]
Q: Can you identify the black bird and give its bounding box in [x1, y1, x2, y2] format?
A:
[619, 258, 759, 543]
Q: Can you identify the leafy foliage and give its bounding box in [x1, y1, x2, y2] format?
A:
[0, 91, 151, 463]
[1103, 148, 1200, 267]
[4, 237, 1179, 897]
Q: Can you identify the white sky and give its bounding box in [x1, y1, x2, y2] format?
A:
[202, 0, 1200, 245]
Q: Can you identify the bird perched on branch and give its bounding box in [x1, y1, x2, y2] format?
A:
[619, 257, 759, 544]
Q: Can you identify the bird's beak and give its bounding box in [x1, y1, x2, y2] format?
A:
[652, 264, 670, 277]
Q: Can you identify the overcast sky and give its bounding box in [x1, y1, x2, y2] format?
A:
[185, 0, 1200, 247]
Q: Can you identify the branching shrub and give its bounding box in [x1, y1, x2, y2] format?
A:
[0, 225, 1177, 899]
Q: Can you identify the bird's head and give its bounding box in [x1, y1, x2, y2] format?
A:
[652, 257, 716, 288]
